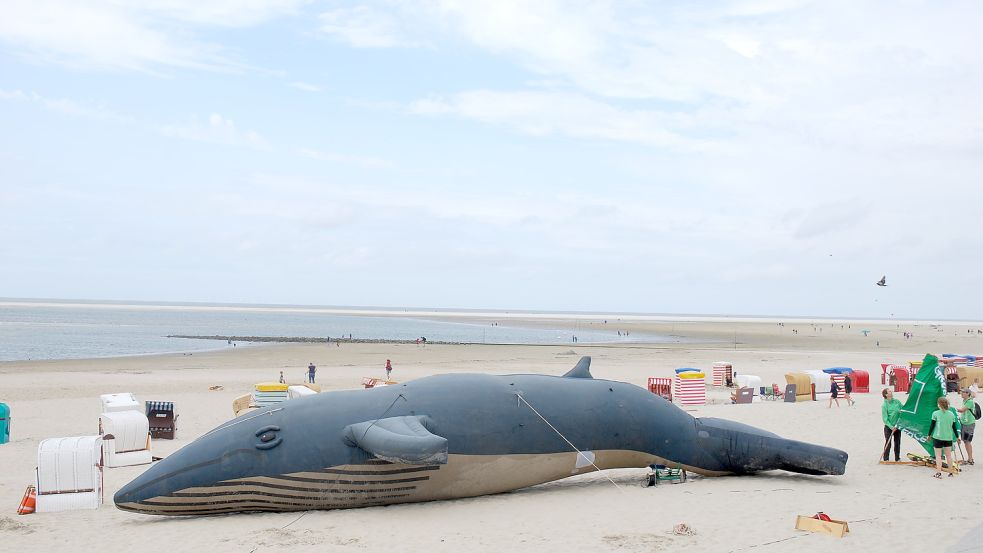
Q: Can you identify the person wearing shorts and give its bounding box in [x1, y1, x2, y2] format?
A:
[827, 377, 840, 408]
[929, 397, 959, 478]
[957, 388, 977, 465]
[843, 374, 855, 406]
[881, 388, 902, 462]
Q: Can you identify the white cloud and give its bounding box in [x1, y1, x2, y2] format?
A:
[709, 32, 761, 58]
[129, 0, 309, 27]
[0, 88, 131, 122]
[318, 6, 418, 48]
[298, 148, 393, 168]
[0, 89, 29, 100]
[289, 81, 322, 92]
[0, 0, 305, 71]
[427, 0, 608, 68]
[159, 113, 269, 149]
[412, 90, 717, 151]
[402, 1, 983, 156]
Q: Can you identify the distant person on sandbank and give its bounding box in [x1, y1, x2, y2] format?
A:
[386, 359, 393, 380]
[279, 370, 285, 384]
[308, 362, 316, 384]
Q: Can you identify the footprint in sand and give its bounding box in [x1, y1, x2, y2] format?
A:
[248, 527, 324, 547]
[602, 533, 673, 551]
[246, 527, 361, 548]
[0, 516, 35, 534]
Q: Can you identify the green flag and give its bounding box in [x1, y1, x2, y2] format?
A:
[896, 354, 946, 455]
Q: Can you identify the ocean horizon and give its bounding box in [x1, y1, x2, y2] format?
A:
[3, 297, 980, 324]
[0, 298, 679, 362]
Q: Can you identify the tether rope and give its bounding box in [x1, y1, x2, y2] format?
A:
[359, 393, 407, 441]
[515, 393, 622, 491]
[199, 407, 284, 440]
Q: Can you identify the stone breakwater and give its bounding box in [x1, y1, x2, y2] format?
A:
[167, 335, 457, 345]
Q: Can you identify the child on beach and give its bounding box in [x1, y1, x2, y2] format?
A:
[827, 376, 840, 408]
[956, 388, 977, 465]
[386, 359, 392, 380]
[308, 362, 316, 384]
[929, 397, 959, 478]
[881, 388, 902, 462]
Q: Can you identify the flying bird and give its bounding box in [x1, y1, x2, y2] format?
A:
[876, 276, 887, 287]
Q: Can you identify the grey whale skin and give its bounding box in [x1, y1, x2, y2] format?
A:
[115, 357, 848, 515]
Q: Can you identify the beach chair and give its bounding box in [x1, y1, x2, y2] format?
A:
[145, 401, 176, 440]
[735, 387, 754, 404]
[647, 464, 687, 486]
[784, 384, 797, 403]
[772, 384, 785, 401]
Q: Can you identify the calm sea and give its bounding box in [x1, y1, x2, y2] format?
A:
[0, 301, 676, 362]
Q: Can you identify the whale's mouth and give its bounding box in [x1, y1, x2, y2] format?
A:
[694, 418, 848, 475]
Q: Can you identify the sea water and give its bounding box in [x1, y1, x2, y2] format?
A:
[0, 300, 678, 361]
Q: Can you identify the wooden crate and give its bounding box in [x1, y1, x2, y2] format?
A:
[795, 515, 850, 538]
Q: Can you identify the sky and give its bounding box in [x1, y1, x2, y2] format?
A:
[1, 1, 982, 319]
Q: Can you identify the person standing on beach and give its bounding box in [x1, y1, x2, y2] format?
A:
[279, 370, 285, 384]
[929, 397, 959, 478]
[308, 362, 316, 384]
[827, 376, 840, 408]
[956, 388, 977, 465]
[385, 359, 392, 380]
[843, 374, 855, 406]
[881, 388, 902, 462]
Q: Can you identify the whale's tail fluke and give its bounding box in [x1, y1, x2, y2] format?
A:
[692, 418, 848, 476]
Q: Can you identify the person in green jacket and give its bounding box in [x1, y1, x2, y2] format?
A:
[956, 388, 977, 465]
[881, 388, 903, 462]
[929, 396, 959, 478]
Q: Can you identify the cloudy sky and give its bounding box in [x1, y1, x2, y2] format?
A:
[1, 1, 981, 318]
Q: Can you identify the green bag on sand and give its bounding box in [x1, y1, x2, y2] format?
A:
[896, 354, 946, 456]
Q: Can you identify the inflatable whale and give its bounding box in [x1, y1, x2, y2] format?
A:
[115, 357, 847, 515]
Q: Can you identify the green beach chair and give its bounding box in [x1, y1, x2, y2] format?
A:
[647, 464, 687, 486]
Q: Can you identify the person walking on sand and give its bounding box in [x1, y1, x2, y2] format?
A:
[956, 388, 977, 465]
[827, 376, 841, 408]
[881, 388, 902, 462]
[308, 362, 316, 384]
[843, 374, 855, 406]
[385, 359, 392, 380]
[278, 370, 285, 384]
[929, 397, 959, 478]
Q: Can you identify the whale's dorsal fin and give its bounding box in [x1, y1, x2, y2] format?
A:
[343, 415, 448, 465]
[562, 356, 593, 378]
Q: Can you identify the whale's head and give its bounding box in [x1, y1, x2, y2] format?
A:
[114, 404, 306, 515]
[686, 417, 848, 475]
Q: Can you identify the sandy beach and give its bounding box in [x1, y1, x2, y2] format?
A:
[2, 317, 983, 552]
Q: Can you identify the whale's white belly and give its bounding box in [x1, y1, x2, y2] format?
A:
[117, 450, 698, 515]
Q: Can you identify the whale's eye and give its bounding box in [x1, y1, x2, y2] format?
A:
[254, 425, 283, 450]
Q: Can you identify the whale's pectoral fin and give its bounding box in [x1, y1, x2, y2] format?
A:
[562, 356, 593, 378]
[343, 415, 448, 465]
